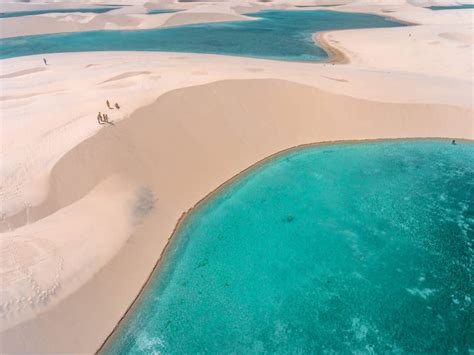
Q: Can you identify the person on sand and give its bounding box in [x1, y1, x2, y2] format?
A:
[43, 58, 47, 66]
[114, 102, 120, 110]
[97, 112, 104, 125]
[103, 113, 114, 125]
[106, 100, 113, 109]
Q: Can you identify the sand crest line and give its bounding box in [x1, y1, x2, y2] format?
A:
[2, 76, 472, 232]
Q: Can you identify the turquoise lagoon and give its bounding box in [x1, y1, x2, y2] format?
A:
[147, 9, 181, 14]
[429, 4, 474, 10]
[0, 7, 119, 18]
[104, 140, 473, 354]
[0, 10, 404, 61]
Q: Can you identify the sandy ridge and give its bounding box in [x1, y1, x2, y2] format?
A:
[1, 78, 472, 353]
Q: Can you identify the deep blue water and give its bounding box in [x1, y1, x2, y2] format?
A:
[429, 4, 474, 10]
[104, 140, 474, 354]
[0, 10, 405, 61]
[0, 7, 119, 18]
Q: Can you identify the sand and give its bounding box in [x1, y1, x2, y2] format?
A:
[0, 0, 473, 353]
[2, 51, 471, 224]
[1, 78, 472, 353]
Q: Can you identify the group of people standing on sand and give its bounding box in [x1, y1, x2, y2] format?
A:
[97, 100, 121, 125]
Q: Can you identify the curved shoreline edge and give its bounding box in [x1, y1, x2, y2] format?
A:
[1, 75, 472, 353]
[314, 31, 350, 64]
[1, 0, 473, 349]
[97, 136, 472, 353]
[313, 13, 419, 66]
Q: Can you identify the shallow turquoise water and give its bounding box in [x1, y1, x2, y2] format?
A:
[0, 10, 405, 61]
[104, 140, 474, 354]
[147, 9, 181, 14]
[0, 7, 119, 18]
[429, 4, 474, 10]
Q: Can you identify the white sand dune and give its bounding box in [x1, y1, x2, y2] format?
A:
[0, 0, 473, 352]
[1, 78, 472, 353]
[2, 50, 471, 224]
[322, 23, 474, 80]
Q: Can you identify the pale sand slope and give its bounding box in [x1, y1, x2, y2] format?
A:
[1, 78, 472, 353]
[2, 52, 472, 224]
[320, 22, 473, 81]
[317, 1, 474, 81]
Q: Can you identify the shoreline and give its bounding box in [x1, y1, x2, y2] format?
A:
[1, 77, 472, 352]
[314, 31, 350, 64]
[97, 136, 472, 353]
[1, 0, 473, 351]
[2, 50, 472, 232]
[312, 11, 420, 66]
[0, 9, 403, 62]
